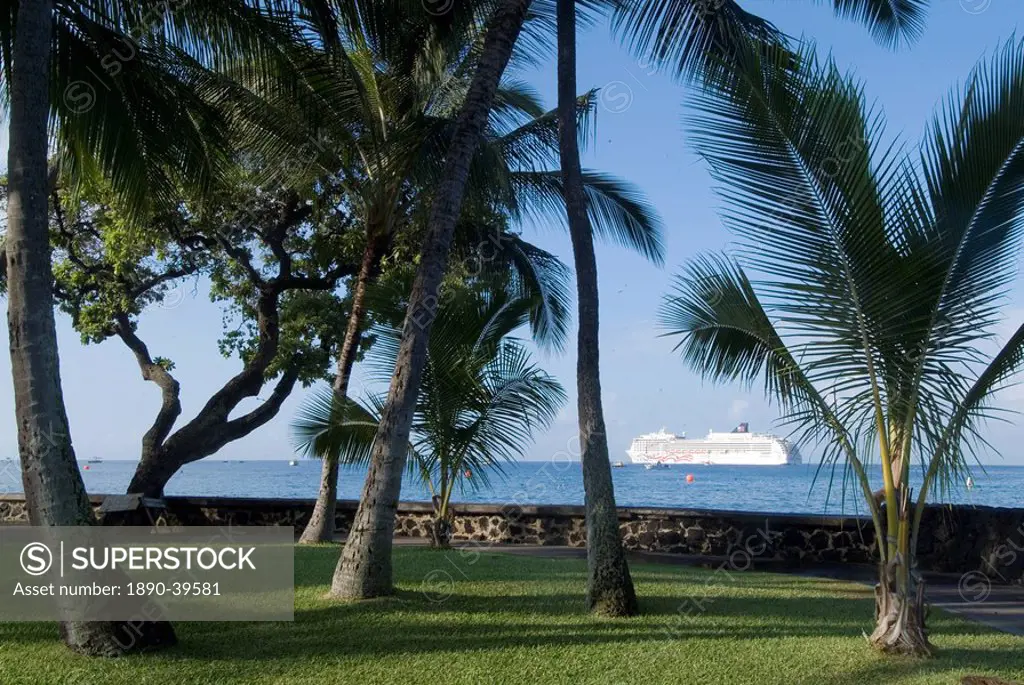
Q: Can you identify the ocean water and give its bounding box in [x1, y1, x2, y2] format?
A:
[0, 458, 1019, 515]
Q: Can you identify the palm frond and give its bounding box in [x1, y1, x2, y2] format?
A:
[659, 253, 885, 534]
[914, 320, 1024, 524]
[510, 170, 665, 264]
[610, 0, 780, 81]
[291, 385, 385, 466]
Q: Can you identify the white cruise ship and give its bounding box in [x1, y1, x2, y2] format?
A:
[626, 423, 801, 466]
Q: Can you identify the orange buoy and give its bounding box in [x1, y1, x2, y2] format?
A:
[84, 465, 90, 470]
[686, 473, 695, 483]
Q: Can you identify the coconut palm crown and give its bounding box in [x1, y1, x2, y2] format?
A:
[292, 286, 566, 547]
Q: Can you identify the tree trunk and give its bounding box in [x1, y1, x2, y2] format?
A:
[429, 516, 453, 549]
[429, 495, 453, 549]
[870, 561, 931, 656]
[329, 0, 533, 599]
[124, 361, 300, 497]
[126, 445, 182, 498]
[6, 0, 175, 655]
[124, 289, 301, 497]
[556, 0, 638, 617]
[299, 241, 379, 544]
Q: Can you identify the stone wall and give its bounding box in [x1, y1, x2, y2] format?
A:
[3, 494, 1023, 582]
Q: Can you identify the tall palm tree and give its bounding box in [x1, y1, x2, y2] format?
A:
[293, 288, 566, 548]
[325, 0, 663, 593]
[556, 0, 641, 616]
[6, 0, 132, 656]
[0, 0, 302, 655]
[659, 40, 1024, 656]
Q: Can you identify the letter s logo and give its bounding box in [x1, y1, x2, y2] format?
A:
[20, 542, 53, 576]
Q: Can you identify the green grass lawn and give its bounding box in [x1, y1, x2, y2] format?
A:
[1, 547, 1023, 684]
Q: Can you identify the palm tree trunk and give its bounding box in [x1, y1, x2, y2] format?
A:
[329, 0, 533, 599]
[870, 501, 931, 655]
[871, 561, 929, 656]
[6, 0, 174, 655]
[299, 240, 379, 544]
[556, 0, 638, 617]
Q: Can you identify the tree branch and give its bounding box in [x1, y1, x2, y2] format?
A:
[266, 195, 314, 286]
[275, 262, 356, 290]
[113, 313, 182, 451]
[221, 359, 302, 443]
[160, 288, 282, 458]
[128, 267, 195, 301]
[214, 230, 266, 287]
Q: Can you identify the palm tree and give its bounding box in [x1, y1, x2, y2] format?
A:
[330, 0, 537, 598]
[320, 0, 933, 598]
[0, 0, 304, 655]
[556, 0, 641, 616]
[658, 40, 1024, 656]
[5, 0, 125, 656]
[293, 288, 566, 548]
[268, 10, 634, 543]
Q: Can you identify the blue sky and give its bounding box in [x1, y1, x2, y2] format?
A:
[1, 1, 1023, 466]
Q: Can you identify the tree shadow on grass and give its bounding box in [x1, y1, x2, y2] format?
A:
[2, 546, 1017, 676]
[822, 647, 1024, 685]
[138, 589, 892, 666]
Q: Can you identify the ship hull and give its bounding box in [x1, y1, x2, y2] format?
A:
[626, 428, 802, 466]
[627, 452, 796, 466]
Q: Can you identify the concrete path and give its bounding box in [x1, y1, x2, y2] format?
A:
[466, 543, 1024, 636]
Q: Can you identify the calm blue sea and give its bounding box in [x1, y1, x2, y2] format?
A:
[1, 459, 1020, 515]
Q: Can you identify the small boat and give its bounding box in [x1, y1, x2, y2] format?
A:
[288, 460, 298, 466]
[966, 476, 975, 490]
[612, 461, 625, 468]
[644, 462, 669, 470]
[87, 457, 103, 464]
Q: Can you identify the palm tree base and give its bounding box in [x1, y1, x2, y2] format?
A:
[587, 590, 639, 618]
[429, 517, 453, 549]
[330, 527, 397, 600]
[297, 523, 335, 545]
[587, 559, 640, 618]
[297, 503, 336, 544]
[328, 574, 395, 601]
[61, 620, 177, 657]
[870, 576, 931, 657]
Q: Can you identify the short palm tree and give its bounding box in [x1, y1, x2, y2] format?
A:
[292, 288, 565, 548]
[659, 40, 1024, 655]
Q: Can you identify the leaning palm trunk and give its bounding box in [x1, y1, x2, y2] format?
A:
[330, 0, 534, 599]
[556, 0, 638, 616]
[300, 241, 381, 544]
[6, 0, 174, 655]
